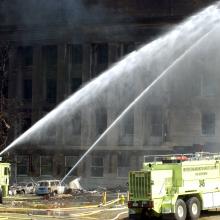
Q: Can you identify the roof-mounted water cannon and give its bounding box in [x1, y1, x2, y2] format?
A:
[161, 155, 188, 163]
[144, 153, 190, 164]
[143, 152, 220, 165]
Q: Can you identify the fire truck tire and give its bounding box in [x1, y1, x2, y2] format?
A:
[186, 197, 201, 220]
[0, 188, 2, 204]
[174, 199, 187, 220]
[128, 214, 141, 220]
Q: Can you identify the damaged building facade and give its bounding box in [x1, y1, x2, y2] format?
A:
[0, 0, 218, 188]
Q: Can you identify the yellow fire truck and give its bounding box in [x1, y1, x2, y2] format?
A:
[128, 152, 220, 220]
[0, 161, 10, 203]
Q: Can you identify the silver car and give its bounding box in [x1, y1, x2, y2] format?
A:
[13, 182, 35, 194]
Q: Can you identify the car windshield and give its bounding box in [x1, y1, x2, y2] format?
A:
[39, 182, 49, 187]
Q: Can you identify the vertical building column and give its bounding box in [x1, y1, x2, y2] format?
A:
[107, 152, 117, 178]
[107, 43, 119, 146]
[15, 48, 23, 136]
[82, 43, 91, 83]
[85, 155, 91, 177]
[32, 152, 40, 176]
[135, 77, 149, 147]
[56, 45, 68, 145]
[134, 104, 144, 146]
[8, 47, 18, 140]
[133, 58, 145, 147]
[81, 44, 92, 147]
[32, 46, 43, 123]
[103, 152, 109, 177]
[53, 153, 65, 177]
[57, 44, 68, 103]
[130, 154, 137, 170]
[17, 49, 23, 102]
[8, 47, 17, 99]
[162, 77, 171, 143]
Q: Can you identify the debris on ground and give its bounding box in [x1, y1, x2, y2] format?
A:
[69, 177, 83, 190]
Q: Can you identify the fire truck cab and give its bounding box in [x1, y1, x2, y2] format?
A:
[0, 161, 10, 203]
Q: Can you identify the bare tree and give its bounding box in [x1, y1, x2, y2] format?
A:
[0, 42, 10, 150]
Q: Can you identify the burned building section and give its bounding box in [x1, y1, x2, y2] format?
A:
[0, 0, 218, 188]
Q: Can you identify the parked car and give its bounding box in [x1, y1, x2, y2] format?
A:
[11, 182, 35, 194]
[35, 180, 65, 196]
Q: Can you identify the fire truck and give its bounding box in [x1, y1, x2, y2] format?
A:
[128, 152, 220, 220]
[0, 161, 10, 203]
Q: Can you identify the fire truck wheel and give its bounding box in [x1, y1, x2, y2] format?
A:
[128, 214, 141, 220]
[0, 188, 2, 204]
[186, 197, 201, 220]
[174, 199, 187, 220]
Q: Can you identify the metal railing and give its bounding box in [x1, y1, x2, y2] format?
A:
[144, 152, 220, 163]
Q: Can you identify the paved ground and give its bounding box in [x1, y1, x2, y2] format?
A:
[0, 212, 220, 219]
[0, 211, 220, 219]
[0, 193, 127, 219]
[0, 210, 220, 220]
[0, 207, 127, 219]
[199, 211, 220, 220]
[1, 195, 220, 219]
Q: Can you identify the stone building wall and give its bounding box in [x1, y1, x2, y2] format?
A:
[0, 0, 218, 186]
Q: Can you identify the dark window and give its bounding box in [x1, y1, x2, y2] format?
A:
[23, 79, 32, 101]
[70, 44, 83, 64]
[202, 113, 215, 135]
[19, 46, 33, 66]
[91, 43, 108, 76]
[119, 110, 134, 146]
[124, 111, 134, 135]
[2, 79, 8, 98]
[118, 153, 130, 167]
[117, 152, 130, 177]
[91, 156, 103, 177]
[65, 156, 78, 176]
[201, 73, 218, 97]
[43, 45, 57, 66]
[151, 110, 162, 137]
[46, 79, 57, 103]
[97, 44, 108, 64]
[40, 156, 52, 175]
[72, 113, 81, 135]
[71, 78, 82, 93]
[43, 121, 56, 145]
[123, 42, 134, 55]
[17, 155, 29, 175]
[22, 117, 32, 133]
[96, 108, 107, 135]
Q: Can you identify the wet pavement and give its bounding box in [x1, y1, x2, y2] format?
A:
[0, 209, 220, 220]
[0, 193, 127, 219]
[1, 195, 220, 219]
[0, 207, 128, 219]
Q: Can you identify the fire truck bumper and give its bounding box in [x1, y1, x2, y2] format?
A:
[128, 200, 154, 209]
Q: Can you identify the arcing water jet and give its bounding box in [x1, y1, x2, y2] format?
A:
[61, 26, 218, 183]
[1, 3, 220, 159]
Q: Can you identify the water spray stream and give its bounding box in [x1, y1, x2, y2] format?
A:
[61, 27, 216, 183]
[1, 3, 219, 157]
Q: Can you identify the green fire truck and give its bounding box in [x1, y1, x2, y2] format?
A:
[0, 161, 10, 203]
[128, 152, 220, 220]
